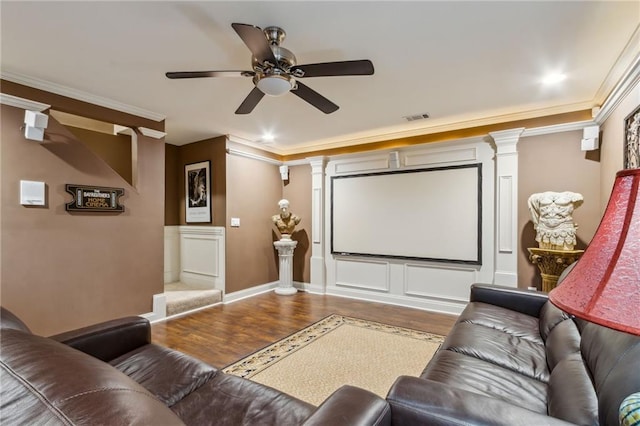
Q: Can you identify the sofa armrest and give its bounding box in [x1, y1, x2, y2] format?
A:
[470, 283, 549, 317]
[303, 385, 391, 426]
[50, 316, 150, 362]
[387, 376, 573, 426]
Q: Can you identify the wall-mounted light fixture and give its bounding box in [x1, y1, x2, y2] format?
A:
[24, 110, 49, 142]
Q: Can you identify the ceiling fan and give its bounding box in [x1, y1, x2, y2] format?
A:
[166, 23, 374, 115]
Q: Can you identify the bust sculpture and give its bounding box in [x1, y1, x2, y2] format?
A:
[528, 191, 584, 250]
[272, 199, 301, 240]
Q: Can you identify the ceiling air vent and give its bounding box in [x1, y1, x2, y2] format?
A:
[403, 113, 430, 122]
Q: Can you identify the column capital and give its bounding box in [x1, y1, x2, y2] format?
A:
[489, 128, 525, 155]
[307, 156, 327, 172]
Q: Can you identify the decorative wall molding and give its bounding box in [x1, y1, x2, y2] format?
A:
[1, 71, 165, 122]
[333, 156, 389, 174]
[404, 146, 477, 167]
[521, 120, 597, 138]
[178, 226, 225, 290]
[138, 127, 167, 139]
[226, 146, 282, 166]
[164, 226, 180, 284]
[309, 156, 327, 290]
[335, 258, 390, 292]
[594, 49, 640, 125]
[0, 93, 50, 111]
[223, 281, 278, 304]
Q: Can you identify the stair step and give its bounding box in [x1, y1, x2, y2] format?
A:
[164, 282, 222, 316]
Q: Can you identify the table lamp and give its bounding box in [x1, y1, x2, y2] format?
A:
[547, 168, 639, 426]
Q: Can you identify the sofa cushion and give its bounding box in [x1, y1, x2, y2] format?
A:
[438, 322, 549, 382]
[544, 319, 581, 371]
[170, 371, 315, 425]
[0, 307, 31, 333]
[547, 355, 598, 425]
[1, 329, 184, 425]
[581, 322, 640, 426]
[110, 343, 216, 406]
[457, 302, 543, 345]
[539, 301, 572, 342]
[420, 350, 548, 414]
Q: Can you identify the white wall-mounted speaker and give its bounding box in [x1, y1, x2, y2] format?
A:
[279, 165, 289, 180]
[581, 125, 600, 151]
[24, 110, 49, 142]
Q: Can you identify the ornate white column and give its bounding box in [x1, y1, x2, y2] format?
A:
[307, 156, 327, 292]
[489, 128, 524, 287]
[274, 239, 298, 295]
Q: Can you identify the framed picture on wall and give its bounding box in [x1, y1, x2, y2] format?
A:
[185, 161, 211, 223]
[624, 105, 640, 169]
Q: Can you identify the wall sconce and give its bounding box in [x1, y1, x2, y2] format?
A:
[24, 110, 49, 142]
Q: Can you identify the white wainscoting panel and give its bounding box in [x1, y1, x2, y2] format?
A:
[164, 226, 180, 284]
[333, 156, 389, 175]
[404, 146, 477, 167]
[179, 226, 225, 291]
[404, 263, 476, 302]
[335, 258, 390, 292]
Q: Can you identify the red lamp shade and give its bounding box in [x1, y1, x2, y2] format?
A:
[549, 168, 640, 335]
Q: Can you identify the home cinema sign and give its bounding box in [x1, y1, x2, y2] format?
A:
[65, 184, 124, 213]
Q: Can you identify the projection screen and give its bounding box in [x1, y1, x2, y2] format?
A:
[331, 164, 482, 264]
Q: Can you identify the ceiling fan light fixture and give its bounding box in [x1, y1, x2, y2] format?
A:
[256, 74, 295, 96]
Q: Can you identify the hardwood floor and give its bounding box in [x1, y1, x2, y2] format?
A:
[151, 291, 458, 368]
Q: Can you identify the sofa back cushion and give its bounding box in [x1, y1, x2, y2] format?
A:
[0, 307, 31, 333]
[1, 329, 184, 425]
[547, 354, 598, 425]
[581, 322, 640, 426]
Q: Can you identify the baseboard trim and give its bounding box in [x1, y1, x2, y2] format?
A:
[294, 281, 324, 294]
[149, 301, 224, 324]
[223, 281, 279, 304]
[325, 286, 466, 316]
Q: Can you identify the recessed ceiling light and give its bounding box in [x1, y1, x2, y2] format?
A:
[262, 133, 275, 142]
[542, 72, 567, 85]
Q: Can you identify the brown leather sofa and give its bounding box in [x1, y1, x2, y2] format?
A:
[0, 307, 391, 425]
[387, 283, 640, 426]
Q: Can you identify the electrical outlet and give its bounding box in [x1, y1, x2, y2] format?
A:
[231, 217, 240, 227]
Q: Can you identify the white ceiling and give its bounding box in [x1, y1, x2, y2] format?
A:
[1, 2, 638, 154]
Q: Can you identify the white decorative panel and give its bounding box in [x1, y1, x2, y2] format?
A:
[334, 157, 389, 174]
[313, 188, 321, 244]
[179, 226, 225, 290]
[404, 147, 477, 167]
[404, 263, 475, 302]
[164, 226, 180, 283]
[335, 258, 390, 292]
[498, 175, 514, 253]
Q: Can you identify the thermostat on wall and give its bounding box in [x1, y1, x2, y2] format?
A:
[20, 180, 45, 206]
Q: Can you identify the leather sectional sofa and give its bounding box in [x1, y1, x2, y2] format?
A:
[0, 307, 390, 425]
[387, 283, 640, 425]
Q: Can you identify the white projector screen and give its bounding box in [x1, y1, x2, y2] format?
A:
[331, 164, 482, 264]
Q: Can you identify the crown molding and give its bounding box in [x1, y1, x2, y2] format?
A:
[226, 147, 282, 166]
[521, 120, 597, 138]
[1, 71, 166, 122]
[138, 127, 167, 139]
[0, 93, 50, 112]
[594, 49, 640, 125]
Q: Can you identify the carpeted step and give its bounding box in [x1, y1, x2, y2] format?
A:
[164, 282, 222, 317]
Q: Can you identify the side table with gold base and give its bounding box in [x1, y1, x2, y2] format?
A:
[527, 248, 584, 292]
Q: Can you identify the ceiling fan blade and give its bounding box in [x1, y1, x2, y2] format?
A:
[231, 23, 278, 66]
[290, 60, 374, 78]
[235, 87, 265, 114]
[291, 81, 339, 114]
[166, 71, 254, 79]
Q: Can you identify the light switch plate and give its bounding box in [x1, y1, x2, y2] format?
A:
[20, 180, 45, 206]
[231, 217, 240, 227]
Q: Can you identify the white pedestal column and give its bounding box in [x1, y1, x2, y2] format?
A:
[307, 156, 327, 292]
[489, 128, 524, 287]
[274, 239, 298, 295]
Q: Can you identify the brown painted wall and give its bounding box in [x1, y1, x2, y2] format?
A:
[165, 143, 180, 226]
[517, 130, 601, 289]
[283, 165, 312, 283]
[225, 154, 281, 294]
[66, 126, 133, 185]
[1, 105, 165, 335]
[177, 137, 227, 227]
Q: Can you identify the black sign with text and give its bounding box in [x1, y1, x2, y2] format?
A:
[65, 184, 124, 213]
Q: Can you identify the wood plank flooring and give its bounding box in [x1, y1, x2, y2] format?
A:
[151, 291, 458, 368]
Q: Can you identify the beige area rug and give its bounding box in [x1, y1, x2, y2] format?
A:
[223, 315, 444, 405]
